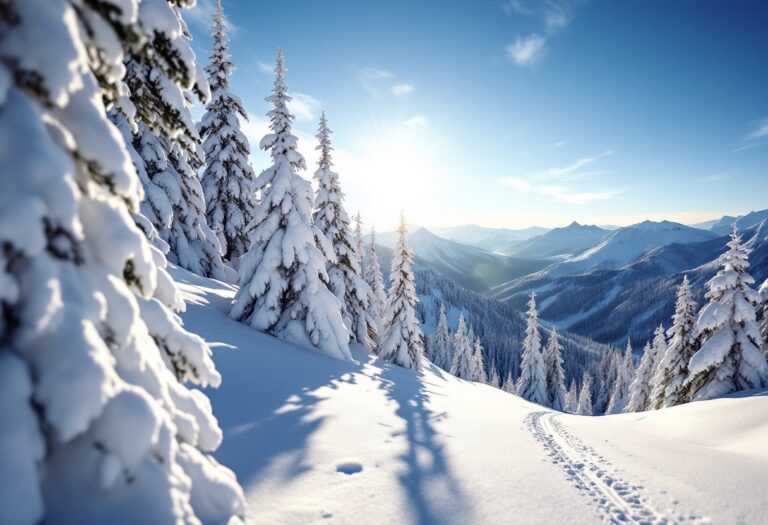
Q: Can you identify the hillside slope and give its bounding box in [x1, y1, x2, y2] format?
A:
[175, 268, 768, 525]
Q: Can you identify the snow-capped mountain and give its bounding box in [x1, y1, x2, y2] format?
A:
[709, 208, 768, 235]
[504, 222, 609, 258]
[430, 224, 549, 253]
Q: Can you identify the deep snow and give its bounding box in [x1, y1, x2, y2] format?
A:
[174, 267, 768, 524]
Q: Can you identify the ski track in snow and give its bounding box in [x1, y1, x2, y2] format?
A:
[525, 412, 708, 525]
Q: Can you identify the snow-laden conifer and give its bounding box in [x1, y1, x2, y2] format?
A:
[199, 0, 256, 261]
[451, 314, 474, 379]
[489, 364, 501, 388]
[758, 278, 768, 358]
[577, 373, 594, 416]
[432, 303, 454, 370]
[231, 51, 350, 361]
[0, 2, 243, 522]
[312, 113, 376, 349]
[651, 276, 698, 408]
[565, 379, 579, 412]
[504, 372, 517, 394]
[681, 231, 768, 401]
[606, 340, 634, 414]
[544, 326, 566, 410]
[646, 324, 668, 408]
[364, 226, 388, 347]
[379, 214, 424, 369]
[625, 341, 657, 412]
[516, 293, 548, 405]
[472, 333, 488, 383]
[354, 212, 365, 265]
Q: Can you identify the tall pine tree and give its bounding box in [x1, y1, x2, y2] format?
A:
[577, 373, 594, 416]
[231, 50, 350, 360]
[625, 341, 656, 412]
[451, 314, 474, 379]
[199, 0, 256, 261]
[364, 226, 388, 347]
[0, 1, 243, 522]
[544, 327, 567, 410]
[516, 293, 548, 406]
[606, 340, 634, 414]
[682, 231, 768, 401]
[312, 113, 376, 349]
[651, 276, 698, 408]
[431, 303, 454, 370]
[472, 332, 488, 383]
[380, 213, 424, 369]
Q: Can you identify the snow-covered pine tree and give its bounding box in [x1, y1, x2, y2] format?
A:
[198, 0, 256, 261]
[0, 2, 244, 523]
[544, 326, 567, 410]
[354, 211, 365, 266]
[650, 276, 698, 409]
[625, 342, 656, 412]
[451, 314, 474, 379]
[681, 230, 768, 401]
[577, 373, 594, 416]
[503, 372, 517, 393]
[606, 340, 634, 414]
[758, 278, 768, 358]
[379, 213, 424, 369]
[646, 324, 668, 409]
[231, 50, 350, 360]
[472, 335, 488, 383]
[364, 226, 388, 348]
[516, 293, 548, 406]
[489, 364, 501, 388]
[312, 113, 376, 349]
[117, 3, 228, 281]
[565, 379, 579, 413]
[432, 302, 454, 370]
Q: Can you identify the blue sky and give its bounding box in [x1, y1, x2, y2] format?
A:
[187, 0, 768, 230]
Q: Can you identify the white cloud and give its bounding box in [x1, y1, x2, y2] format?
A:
[405, 116, 429, 128]
[554, 141, 565, 148]
[391, 83, 415, 96]
[700, 172, 733, 183]
[538, 186, 621, 204]
[288, 92, 321, 122]
[358, 67, 393, 82]
[746, 118, 768, 140]
[506, 34, 546, 67]
[257, 62, 273, 75]
[501, 177, 533, 191]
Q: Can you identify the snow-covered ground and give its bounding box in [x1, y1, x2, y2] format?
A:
[174, 267, 768, 524]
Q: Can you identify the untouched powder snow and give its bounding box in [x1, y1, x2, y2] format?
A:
[174, 267, 768, 524]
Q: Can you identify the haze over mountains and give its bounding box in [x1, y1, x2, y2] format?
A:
[372, 209, 768, 348]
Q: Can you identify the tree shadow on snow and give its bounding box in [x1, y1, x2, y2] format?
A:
[375, 363, 471, 525]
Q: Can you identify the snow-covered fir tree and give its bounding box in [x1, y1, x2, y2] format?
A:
[565, 379, 579, 413]
[198, 0, 256, 261]
[681, 231, 768, 401]
[504, 372, 517, 394]
[451, 314, 475, 379]
[354, 212, 365, 265]
[431, 303, 454, 370]
[379, 214, 424, 369]
[646, 324, 668, 409]
[758, 278, 768, 358]
[651, 276, 698, 409]
[472, 335, 488, 383]
[516, 293, 548, 406]
[364, 226, 388, 347]
[544, 326, 567, 411]
[116, 3, 228, 281]
[312, 113, 376, 349]
[606, 340, 634, 414]
[0, 2, 244, 523]
[625, 341, 656, 412]
[489, 364, 501, 388]
[577, 373, 594, 416]
[231, 50, 350, 360]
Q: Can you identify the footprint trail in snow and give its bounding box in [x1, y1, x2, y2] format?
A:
[525, 412, 708, 525]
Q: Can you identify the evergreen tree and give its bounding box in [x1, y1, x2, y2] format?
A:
[682, 231, 768, 401]
[646, 324, 668, 409]
[625, 342, 656, 412]
[544, 326, 567, 410]
[503, 372, 517, 394]
[516, 293, 548, 406]
[489, 364, 501, 388]
[473, 335, 488, 383]
[0, 2, 243, 522]
[432, 303, 454, 371]
[651, 276, 698, 409]
[199, 0, 256, 261]
[577, 373, 594, 416]
[380, 214, 424, 369]
[364, 226, 388, 348]
[116, 5, 228, 280]
[606, 340, 634, 414]
[451, 314, 474, 379]
[354, 212, 365, 265]
[231, 51, 350, 360]
[312, 113, 376, 349]
[565, 379, 579, 413]
[759, 279, 768, 358]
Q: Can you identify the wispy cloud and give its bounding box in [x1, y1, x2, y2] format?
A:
[500, 150, 621, 204]
[355, 66, 395, 96]
[257, 61, 273, 75]
[503, 0, 578, 67]
[699, 172, 733, 183]
[733, 117, 768, 152]
[553, 141, 565, 148]
[288, 92, 321, 121]
[746, 118, 768, 140]
[391, 83, 415, 96]
[186, 0, 237, 33]
[405, 116, 429, 128]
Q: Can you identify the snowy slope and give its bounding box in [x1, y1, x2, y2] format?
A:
[505, 222, 609, 258]
[176, 268, 768, 525]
